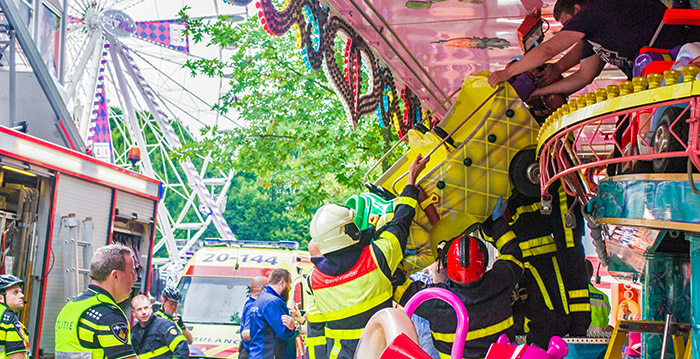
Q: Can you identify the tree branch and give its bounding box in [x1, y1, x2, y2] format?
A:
[268, 49, 337, 96]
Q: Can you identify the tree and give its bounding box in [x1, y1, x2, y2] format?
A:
[180, 11, 406, 217]
[222, 172, 311, 247]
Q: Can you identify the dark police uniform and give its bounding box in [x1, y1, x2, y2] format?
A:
[153, 311, 186, 332]
[131, 314, 188, 359]
[0, 303, 30, 359]
[55, 285, 135, 359]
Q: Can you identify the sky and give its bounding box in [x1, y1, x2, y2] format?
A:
[119, 0, 250, 135]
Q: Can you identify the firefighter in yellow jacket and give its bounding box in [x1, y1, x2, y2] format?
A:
[307, 154, 428, 359]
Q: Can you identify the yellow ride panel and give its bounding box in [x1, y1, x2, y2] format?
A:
[373, 74, 540, 273]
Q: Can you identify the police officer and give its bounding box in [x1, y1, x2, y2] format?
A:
[155, 288, 193, 344]
[0, 275, 30, 359]
[131, 295, 188, 359]
[394, 198, 524, 358]
[55, 244, 137, 359]
[585, 260, 611, 332]
[306, 154, 428, 358]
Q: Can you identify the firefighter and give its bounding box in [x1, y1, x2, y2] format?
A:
[304, 241, 327, 359]
[55, 244, 138, 359]
[564, 260, 612, 359]
[0, 275, 30, 359]
[131, 294, 188, 359]
[394, 198, 524, 358]
[306, 154, 428, 358]
[481, 179, 591, 348]
[155, 287, 193, 344]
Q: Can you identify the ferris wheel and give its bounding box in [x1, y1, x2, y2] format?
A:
[60, 0, 245, 265]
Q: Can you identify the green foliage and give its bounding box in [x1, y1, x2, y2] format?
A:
[218, 172, 311, 247]
[180, 13, 406, 218]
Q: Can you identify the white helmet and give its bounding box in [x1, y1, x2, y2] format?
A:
[310, 204, 361, 255]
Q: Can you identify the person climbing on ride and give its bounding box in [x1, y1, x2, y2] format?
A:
[306, 154, 429, 359]
[488, 0, 699, 94]
[393, 197, 524, 359]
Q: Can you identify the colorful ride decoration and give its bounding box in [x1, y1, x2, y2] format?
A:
[377, 66, 401, 129]
[355, 287, 567, 359]
[485, 334, 568, 359]
[432, 36, 510, 50]
[536, 60, 700, 358]
[360, 74, 540, 273]
[243, 0, 423, 135]
[355, 287, 469, 359]
[536, 65, 700, 208]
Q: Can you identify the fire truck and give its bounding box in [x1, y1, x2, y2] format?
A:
[0, 127, 161, 358]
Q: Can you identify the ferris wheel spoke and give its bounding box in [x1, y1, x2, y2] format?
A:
[114, 0, 146, 11]
[129, 46, 242, 128]
[66, 23, 86, 35]
[62, 5, 238, 261]
[69, 0, 91, 17]
[64, 31, 100, 90]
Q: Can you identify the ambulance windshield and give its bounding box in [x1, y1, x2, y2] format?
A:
[177, 276, 250, 325]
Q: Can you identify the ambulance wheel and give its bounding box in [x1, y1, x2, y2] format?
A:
[509, 148, 541, 198]
[653, 107, 689, 173]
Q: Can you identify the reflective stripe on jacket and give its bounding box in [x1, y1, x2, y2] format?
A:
[132, 315, 188, 359]
[308, 185, 418, 359]
[0, 303, 30, 359]
[396, 218, 524, 359]
[588, 283, 611, 331]
[55, 290, 129, 359]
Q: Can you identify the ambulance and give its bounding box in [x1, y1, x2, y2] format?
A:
[176, 239, 311, 358]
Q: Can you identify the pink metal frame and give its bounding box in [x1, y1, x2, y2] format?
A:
[404, 287, 469, 359]
[538, 97, 700, 205]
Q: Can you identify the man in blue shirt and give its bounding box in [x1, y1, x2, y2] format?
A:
[239, 276, 268, 359]
[248, 269, 300, 359]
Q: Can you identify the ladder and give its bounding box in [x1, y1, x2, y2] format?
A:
[604, 317, 692, 359]
[60, 214, 94, 301]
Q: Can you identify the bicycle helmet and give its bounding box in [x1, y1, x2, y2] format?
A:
[161, 287, 182, 302]
[0, 275, 23, 293]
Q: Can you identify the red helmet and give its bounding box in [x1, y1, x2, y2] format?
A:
[444, 234, 488, 286]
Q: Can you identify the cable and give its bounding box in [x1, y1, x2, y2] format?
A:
[129, 48, 243, 128]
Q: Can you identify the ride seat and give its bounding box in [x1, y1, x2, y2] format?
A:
[636, 9, 700, 77]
